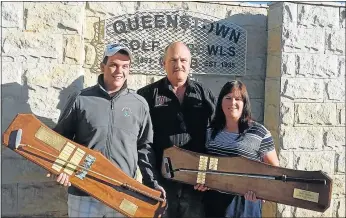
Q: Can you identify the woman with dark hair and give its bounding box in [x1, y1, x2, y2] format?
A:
[200, 80, 279, 217]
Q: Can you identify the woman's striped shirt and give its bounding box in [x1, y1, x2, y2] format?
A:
[205, 122, 275, 161]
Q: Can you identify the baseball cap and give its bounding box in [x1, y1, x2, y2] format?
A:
[103, 43, 133, 61]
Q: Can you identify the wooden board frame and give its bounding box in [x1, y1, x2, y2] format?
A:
[2, 114, 166, 218]
[161, 146, 332, 212]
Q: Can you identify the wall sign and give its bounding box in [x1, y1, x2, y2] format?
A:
[105, 10, 247, 75]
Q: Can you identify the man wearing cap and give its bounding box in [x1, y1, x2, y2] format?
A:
[50, 43, 162, 217]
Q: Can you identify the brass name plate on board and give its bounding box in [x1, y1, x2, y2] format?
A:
[64, 147, 85, 175]
[35, 126, 66, 151]
[209, 157, 218, 170]
[196, 156, 208, 184]
[52, 142, 75, 172]
[119, 199, 138, 216]
[293, 188, 319, 203]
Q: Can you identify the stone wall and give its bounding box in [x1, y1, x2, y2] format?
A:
[1, 2, 268, 216]
[265, 2, 345, 217]
[2, 1, 344, 217]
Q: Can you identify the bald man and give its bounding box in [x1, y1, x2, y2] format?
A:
[137, 42, 216, 218]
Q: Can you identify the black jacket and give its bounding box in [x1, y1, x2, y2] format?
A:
[137, 77, 216, 187]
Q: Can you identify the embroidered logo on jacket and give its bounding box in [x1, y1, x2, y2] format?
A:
[122, 107, 132, 117]
[155, 95, 171, 106]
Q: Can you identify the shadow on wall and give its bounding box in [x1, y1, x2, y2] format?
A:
[89, 19, 105, 74]
[193, 12, 267, 82]
[1, 76, 84, 134]
[195, 11, 267, 79]
[1, 78, 82, 217]
[192, 12, 267, 123]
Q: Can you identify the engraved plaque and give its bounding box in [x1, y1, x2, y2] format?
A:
[197, 172, 206, 184]
[64, 148, 85, 175]
[35, 126, 66, 151]
[52, 142, 75, 172]
[293, 188, 319, 203]
[119, 199, 138, 216]
[209, 157, 218, 170]
[198, 156, 208, 170]
[197, 156, 208, 184]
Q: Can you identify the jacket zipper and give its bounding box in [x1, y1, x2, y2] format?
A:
[111, 100, 114, 110]
[105, 91, 123, 159]
[105, 99, 114, 158]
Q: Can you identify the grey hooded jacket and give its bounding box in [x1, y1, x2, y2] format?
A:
[54, 74, 156, 196]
